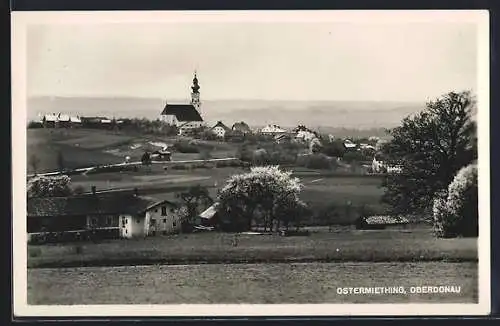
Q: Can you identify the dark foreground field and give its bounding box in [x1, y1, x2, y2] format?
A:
[28, 261, 477, 304]
[28, 226, 477, 268]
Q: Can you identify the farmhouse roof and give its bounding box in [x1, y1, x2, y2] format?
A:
[161, 103, 203, 122]
[211, 121, 230, 131]
[199, 203, 219, 220]
[145, 199, 179, 211]
[27, 193, 158, 218]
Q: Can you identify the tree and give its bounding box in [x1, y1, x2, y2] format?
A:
[141, 151, 152, 170]
[29, 154, 41, 175]
[176, 185, 214, 231]
[56, 151, 66, 172]
[309, 137, 323, 154]
[433, 163, 478, 238]
[381, 91, 477, 214]
[27, 175, 73, 198]
[321, 139, 346, 158]
[217, 166, 304, 232]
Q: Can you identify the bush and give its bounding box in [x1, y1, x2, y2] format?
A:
[173, 141, 200, 153]
[342, 151, 366, 163]
[27, 120, 43, 129]
[296, 153, 335, 170]
[433, 163, 478, 238]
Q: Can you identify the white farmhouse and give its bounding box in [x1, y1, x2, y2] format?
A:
[210, 121, 231, 138]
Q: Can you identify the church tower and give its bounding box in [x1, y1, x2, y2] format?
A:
[191, 71, 201, 116]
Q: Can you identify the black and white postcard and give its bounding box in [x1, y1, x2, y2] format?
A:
[11, 10, 491, 317]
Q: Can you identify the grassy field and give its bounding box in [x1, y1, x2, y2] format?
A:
[69, 165, 387, 222]
[28, 226, 477, 268]
[27, 261, 478, 304]
[27, 129, 239, 173]
[27, 129, 128, 173]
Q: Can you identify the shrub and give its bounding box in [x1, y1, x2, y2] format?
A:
[173, 141, 200, 153]
[342, 151, 366, 163]
[433, 163, 478, 238]
[296, 153, 335, 170]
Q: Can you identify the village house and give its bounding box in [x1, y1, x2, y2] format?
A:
[70, 115, 82, 126]
[27, 189, 184, 242]
[80, 116, 112, 128]
[150, 149, 172, 161]
[160, 72, 204, 136]
[41, 113, 58, 128]
[343, 139, 358, 150]
[210, 121, 231, 138]
[275, 133, 292, 144]
[39, 113, 83, 128]
[372, 154, 403, 174]
[260, 124, 287, 136]
[293, 125, 318, 144]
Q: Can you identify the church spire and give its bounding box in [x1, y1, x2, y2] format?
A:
[191, 70, 201, 115]
[191, 70, 200, 94]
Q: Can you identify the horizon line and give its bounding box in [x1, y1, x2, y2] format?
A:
[27, 95, 426, 103]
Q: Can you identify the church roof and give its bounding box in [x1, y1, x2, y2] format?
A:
[161, 104, 203, 122]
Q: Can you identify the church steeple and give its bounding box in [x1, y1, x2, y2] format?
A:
[191, 70, 201, 115]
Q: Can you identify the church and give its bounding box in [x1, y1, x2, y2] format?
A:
[160, 72, 204, 136]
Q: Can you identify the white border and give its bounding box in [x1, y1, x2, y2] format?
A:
[12, 10, 491, 317]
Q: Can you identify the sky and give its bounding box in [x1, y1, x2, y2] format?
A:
[26, 19, 478, 102]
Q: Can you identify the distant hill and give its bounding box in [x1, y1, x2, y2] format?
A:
[27, 96, 425, 130]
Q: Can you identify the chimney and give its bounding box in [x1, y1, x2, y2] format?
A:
[91, 186, 96, 195]
[133, 187, 138, 196]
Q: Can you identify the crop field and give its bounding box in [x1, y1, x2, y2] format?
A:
[28, 261, 478, 304]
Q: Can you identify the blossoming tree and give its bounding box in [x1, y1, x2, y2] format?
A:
[27, 175, 73, 198]
[433, 163, 478, 238]
[217, 166, 307, 232]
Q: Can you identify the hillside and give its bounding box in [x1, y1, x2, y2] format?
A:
[28, 96, 424, 130]
[26, 129, 239, 173]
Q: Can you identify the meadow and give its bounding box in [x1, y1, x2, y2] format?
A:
[27, 129, 238, 173]
[27, 226, 477, 268]
[28, 261, 477, 304]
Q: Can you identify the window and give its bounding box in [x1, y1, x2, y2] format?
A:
[106, 217, 113, 226]
[170, 208, 175, 213]
[90, 218, 97, 227]
[155, 209, 158, 213]
[173, 222, 177, 227]
[163, 219, 167, 223]
[161, 206, 167, 216]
